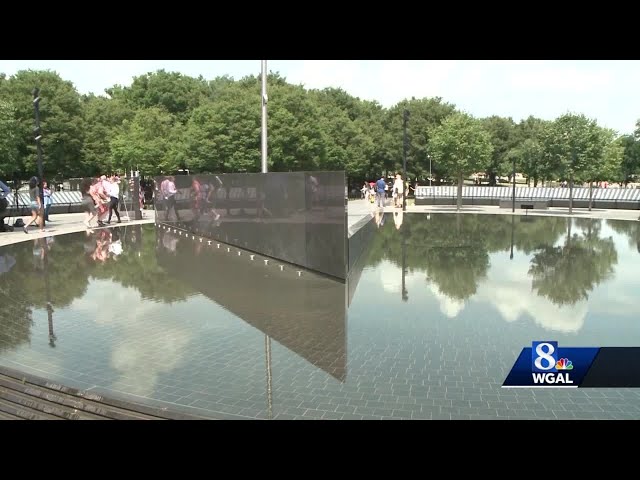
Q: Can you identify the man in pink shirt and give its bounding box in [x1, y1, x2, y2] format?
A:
[91, 176, 110, 227]
[160, 176, 180, 221]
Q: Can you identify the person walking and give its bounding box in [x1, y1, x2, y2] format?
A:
[106, 175, 121, 224]
[160, 175, 180, 221]
[393, 174, 404, 208]
[23, 176, 45, 234]
[42, 180, 53, 222]
[375, 175, 387, 209]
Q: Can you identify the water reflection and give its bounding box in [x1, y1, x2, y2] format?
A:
[155, 227, 347, 382]
[529, 218, 617, 306]
[155, 172, 347, 279]
[0, 214, 638, 419]
[607, 219, 640, 254]
[365, 213, 623, 330]
[0, 225, 196, 352]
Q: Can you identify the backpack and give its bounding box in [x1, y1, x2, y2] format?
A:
[13, 218, 24, 227]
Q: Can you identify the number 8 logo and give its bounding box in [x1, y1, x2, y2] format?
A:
[534, 342, 556, 370]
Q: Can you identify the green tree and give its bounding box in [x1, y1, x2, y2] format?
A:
[481, 116, 518, 185]
[582, 128, 624, 209]
[268, 81, 326, 171]
[111, 107, 183, 175]
[0, 70, 84, 180]
[429, 112, 493, 210]
[111, 70, 210, 123]
[0, 100, 20, 178]
[542, 113, 600, 214]
[618, 134, 640, 185]
[81, 94, 136, 176]
[386, 97, 457, 182]
[510, 116, 551, 186]
[310, 88, 384, 182]
[181, 79, 260, 173]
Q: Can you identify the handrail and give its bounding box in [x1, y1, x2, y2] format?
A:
[415, 186, 640, 201]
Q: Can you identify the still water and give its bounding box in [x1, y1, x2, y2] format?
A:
[0, 214, 639, 419]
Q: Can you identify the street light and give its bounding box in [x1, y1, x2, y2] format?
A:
[512, 157, 516, 213]
[428, 154, 432, 186]
[261, 60, 268, 174]
[563, 130, 574, 215]
[33, 88, 45, 227]
[402, 109, 409, 212]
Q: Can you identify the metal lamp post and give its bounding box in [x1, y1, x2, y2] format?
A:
[261, 60, 268, 174]
[260, 60, 272, 418]
[33, 88, 45, 226]
[402, 109, 409, 211]
[512, 158, 516, 213]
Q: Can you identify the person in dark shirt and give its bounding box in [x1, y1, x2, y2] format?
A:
[24, 176, 45, 234]
[0, 180, 10, 232]
[375, 176, 387, 208]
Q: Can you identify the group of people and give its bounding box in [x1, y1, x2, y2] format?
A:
[158, 175, 222, 223]
[80, 174, 123, 230]
[0, 177, 55, 233]
[362, 174, 407, 208]
[83, 227, 123, 263]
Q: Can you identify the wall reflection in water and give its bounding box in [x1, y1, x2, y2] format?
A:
[155, 172, 347, 279]
[155, 226, 348, 382]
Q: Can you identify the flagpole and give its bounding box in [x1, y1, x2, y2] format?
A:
[261, 60, 268, 173]
[261, 60, 272, 418]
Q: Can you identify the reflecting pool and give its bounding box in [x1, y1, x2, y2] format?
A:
[0, 214, 639, 419]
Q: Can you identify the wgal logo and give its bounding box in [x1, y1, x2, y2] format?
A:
[531, 341, 574, 385]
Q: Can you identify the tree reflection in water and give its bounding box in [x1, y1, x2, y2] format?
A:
[364, 213, 618, 307]
[529, 217, 618, 306]
[0, 225, 196, 352]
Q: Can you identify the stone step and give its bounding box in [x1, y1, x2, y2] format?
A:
[0, 366, 204, 420]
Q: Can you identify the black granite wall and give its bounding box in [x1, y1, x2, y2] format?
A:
[154, 172, 347, 279]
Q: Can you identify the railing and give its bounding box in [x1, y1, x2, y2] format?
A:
[5, 190, 141, 215]
[414, 186, 640, 209]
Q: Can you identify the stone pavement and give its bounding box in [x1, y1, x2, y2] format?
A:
[0, 210, 156, 247]
[3, 201, 637, 248]
[348, 198, 640, 224]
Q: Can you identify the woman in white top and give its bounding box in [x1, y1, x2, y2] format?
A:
[393, 174, 404, 208]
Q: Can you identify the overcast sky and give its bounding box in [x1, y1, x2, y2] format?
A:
[1, 60, 638, 135]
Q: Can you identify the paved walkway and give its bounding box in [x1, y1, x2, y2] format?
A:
[0, 211, 156, 247]
[2, 201, 638, 248]
[348, 199, 640, 222]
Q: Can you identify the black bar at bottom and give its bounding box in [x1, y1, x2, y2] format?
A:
[581, 348, 640, 388]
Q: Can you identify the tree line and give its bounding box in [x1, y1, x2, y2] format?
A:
[0, 69, 639, 191]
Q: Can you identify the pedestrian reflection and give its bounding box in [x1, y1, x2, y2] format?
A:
[83, 227, 125, 263]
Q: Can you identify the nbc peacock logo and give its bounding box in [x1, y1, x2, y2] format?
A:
[555, 358, 573, 370]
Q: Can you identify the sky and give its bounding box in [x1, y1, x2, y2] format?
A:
[1, 60, 639, 135]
